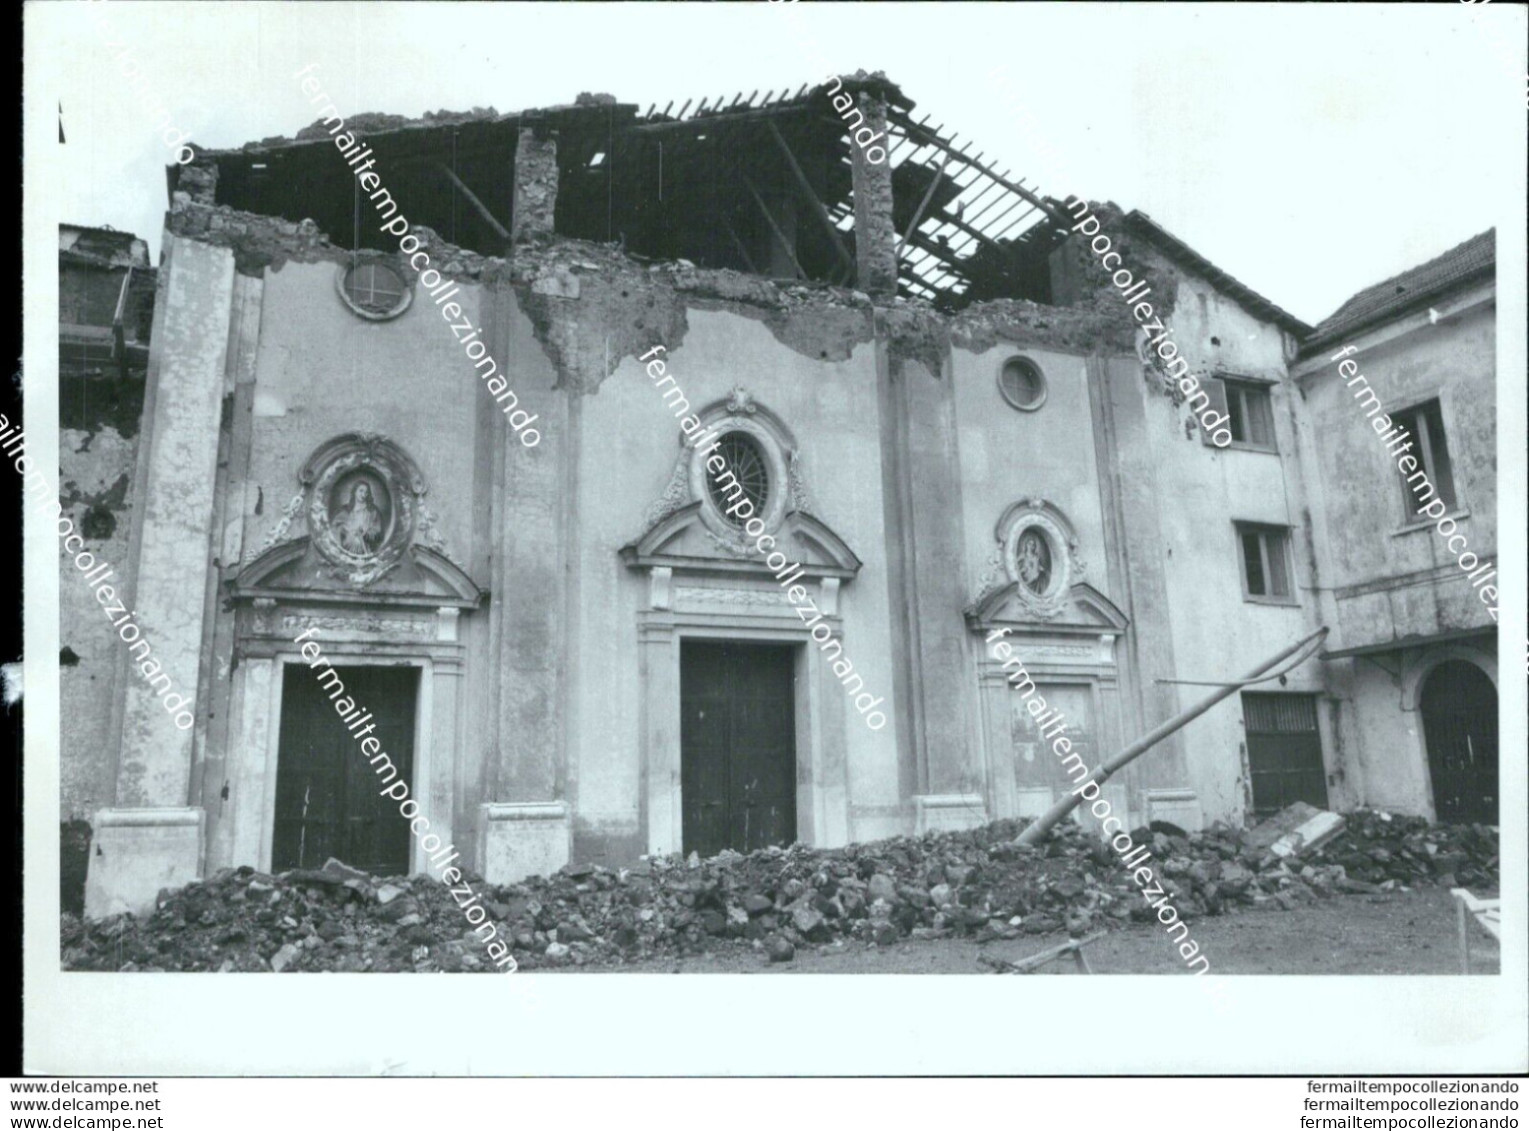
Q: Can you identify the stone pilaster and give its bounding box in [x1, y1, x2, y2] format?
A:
[86, 234, 235, 916]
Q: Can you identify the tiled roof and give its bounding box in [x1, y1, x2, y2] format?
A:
[1304, 229, 1495, 350]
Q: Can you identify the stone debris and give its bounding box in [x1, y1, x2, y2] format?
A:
[1247, 801, 1345, 858]
[61, 811, 1498, 973]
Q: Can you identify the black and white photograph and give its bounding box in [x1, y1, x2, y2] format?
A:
[17, 0, 1527, 1090]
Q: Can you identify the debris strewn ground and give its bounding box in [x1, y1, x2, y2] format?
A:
[61, 809, 1498, 973]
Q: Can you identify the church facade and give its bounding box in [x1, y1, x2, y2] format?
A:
[60, 76, 1497, 918]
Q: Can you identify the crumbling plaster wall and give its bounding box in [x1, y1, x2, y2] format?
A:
[1139, 262, 1319, 828]
[1029, 210, 1326, 827]
[164, 182, 1346, 855]
[1295, 293, 1497, 652]
[562, 307, 895, 857]
[1342, 653, 1437, 817]
[238, 257, 484, 565]
[59, 415, 140, 821]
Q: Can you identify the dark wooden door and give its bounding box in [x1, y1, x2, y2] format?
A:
[273, 664, 418, 875]
[680, 642, 797, 856]
[1243, 693, 1328, 818]
[1421, 661, 1498, 825]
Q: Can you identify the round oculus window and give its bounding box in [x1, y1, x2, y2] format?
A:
[340, 260, 412, 319]
[998, 356, 1047, 411]
[707, 431, 771, 527]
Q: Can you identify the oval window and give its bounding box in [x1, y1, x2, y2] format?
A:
[998, 356, 1047, 411]
[707, 431, 771, 527]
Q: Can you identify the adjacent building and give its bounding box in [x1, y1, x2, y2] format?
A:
[1291, 231, 1499, 824]
[58, 75, 1498, 917]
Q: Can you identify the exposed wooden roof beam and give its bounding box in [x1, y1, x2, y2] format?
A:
[741, 172, 807, 281]
[720, 214, 759, 274]
[887, 107, 1069, 227]
[895, 153, 950, 260]
[436, 162, 510, 243]
[765, 118, 856, 281]
[630, 100, 822, 135]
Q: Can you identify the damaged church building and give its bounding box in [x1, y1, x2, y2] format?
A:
[59, 75, 1499, 917]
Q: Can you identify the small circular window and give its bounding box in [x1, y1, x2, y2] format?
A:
[707, 431, 771, 527]
[998, 356, 1047, 411]
[338, 258, 412, 320]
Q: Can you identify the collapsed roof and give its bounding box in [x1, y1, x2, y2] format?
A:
[177, 73, 1078, 310]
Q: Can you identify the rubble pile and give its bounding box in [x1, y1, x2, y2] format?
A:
[61, 809, 1497, 972]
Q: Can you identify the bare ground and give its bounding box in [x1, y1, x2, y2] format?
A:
[563, 886, 1501, 975]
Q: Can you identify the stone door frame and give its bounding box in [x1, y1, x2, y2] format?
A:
[221, 604, 467, 878]
[636, 585, 852, 857]
[259, 653, 436, 876]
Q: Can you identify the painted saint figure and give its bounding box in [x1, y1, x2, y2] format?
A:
[1016, 529, 1052, 595]
[334, 480, 384, 556]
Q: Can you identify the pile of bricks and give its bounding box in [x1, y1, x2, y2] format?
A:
[61, 809, 1497, 972]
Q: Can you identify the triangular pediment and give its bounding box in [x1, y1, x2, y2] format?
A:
[965, 581, 1128, 636]
[621, 503, 861, 580]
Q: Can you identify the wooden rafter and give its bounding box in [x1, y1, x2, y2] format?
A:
[764, 119, 856, 280]
[720, 215, 759, 274]
[740, 172, 807, 281]
[887, 107, 1069, 227]
[436, 163, 510, 242]
[895, 152, 951, 260]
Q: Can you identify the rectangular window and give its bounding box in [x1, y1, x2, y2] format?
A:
[1222, 378, 1276, 449]
[1235, 522, 1293, 601]
[1393, 399, 1457, 517]
[1242, 692, 1327, 818]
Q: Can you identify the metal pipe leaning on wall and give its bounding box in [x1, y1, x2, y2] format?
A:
[1015, 626, 1331, 846]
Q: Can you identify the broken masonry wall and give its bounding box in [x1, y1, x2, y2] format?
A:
[168, 198, 357, 278]
[513, 127, 558, 242]
[59, 415, 141, 824]
[987, 213, 1326, 829]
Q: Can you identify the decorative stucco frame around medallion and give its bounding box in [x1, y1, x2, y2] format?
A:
[302, 432, 427, 586]
[646, 385, 814, 553]
[987, 498, 1087, 620]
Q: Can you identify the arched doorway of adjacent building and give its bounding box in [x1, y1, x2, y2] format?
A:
[1420, 660, 1498, 825]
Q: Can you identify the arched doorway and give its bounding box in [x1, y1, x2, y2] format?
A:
[1420, 660, 1498, 825]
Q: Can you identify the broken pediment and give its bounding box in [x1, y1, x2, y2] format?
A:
[229, 538, 484, 609]
[620, 501, 861, 581]
[964, 581, 1128, 638]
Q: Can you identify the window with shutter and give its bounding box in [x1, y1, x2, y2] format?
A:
[1198, 376, 1232, 446]
[1221, 377, 1277, 451]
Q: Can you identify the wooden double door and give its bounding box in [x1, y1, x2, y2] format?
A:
[273, 664, 418, 875]
[680, 641, 798, 857]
